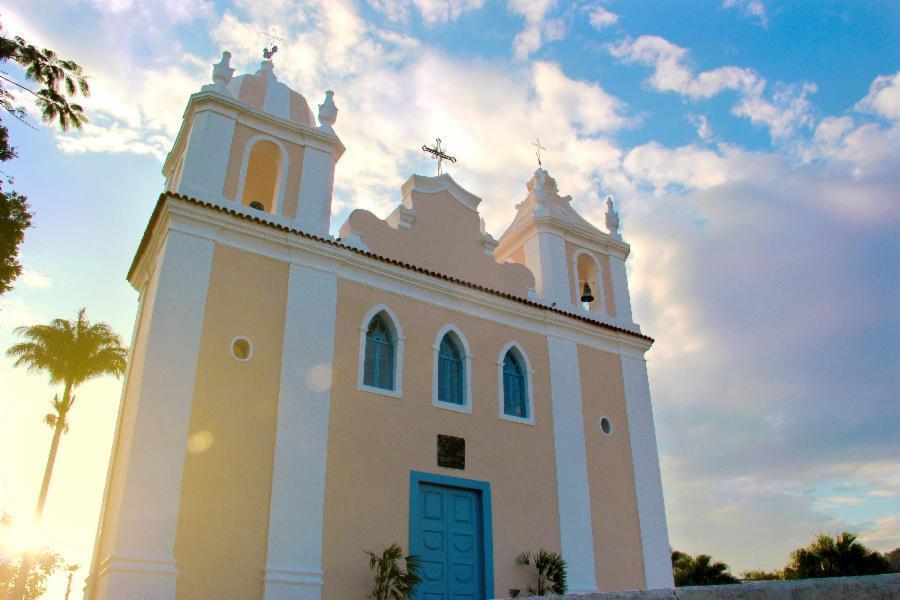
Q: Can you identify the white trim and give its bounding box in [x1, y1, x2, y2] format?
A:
[401, 173, 481, 212]
[133, 201, 653, 356]
[431, 324, 473, 414]
[571, 248, 607, 315]
[229, 336, 253, 362]
[356, 304, 405, 398]
[621, 355, 674, 589]
[236, 134, 289, 217]
[496, 341, 535, 425]
[264, 265, 337, 600]
[547, 335, 598, 592]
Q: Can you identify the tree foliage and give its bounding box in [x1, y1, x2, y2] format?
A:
[671, 549, 739, 586]
[365, 543, 421, 600]
[885, 547, 900, 573]
[513, 549, 567, 596]
[740, 569, 783, 581]
[783, 532, 891, 579]
[0, 20, 89, 296]
[0, 513, 65, 600]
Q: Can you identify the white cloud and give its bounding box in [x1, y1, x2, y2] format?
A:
[508, 0, 560, 61]
[723, 0, 768, 27]
[855, 72, 900, 122]
[608, 35, 816, 140]
[368, 0, 485, 24]
[688, 113, 713, 141]
[587, 4, 619, 29]
[18, 271, 52, 289]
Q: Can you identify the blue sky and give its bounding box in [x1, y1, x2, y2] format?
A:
[0, 0, 898, 595]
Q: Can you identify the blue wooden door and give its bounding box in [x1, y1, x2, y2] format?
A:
[412, 482, 484, 600]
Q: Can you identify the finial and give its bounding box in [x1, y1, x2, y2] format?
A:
[532, 138, 547, 168]
[605, 195, 621, 238]
[206, 51, 234, 93]
[318, 90, 338, 132]
[263, 45, 279, 60]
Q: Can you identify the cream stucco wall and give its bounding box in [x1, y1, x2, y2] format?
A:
[321, 279, 562, 598]
[173, 244, 289, 600]
[577, 344, 645, 591]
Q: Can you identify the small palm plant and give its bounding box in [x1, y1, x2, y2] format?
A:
[366, 543, 422, 600]
[515, 549, 567, 596]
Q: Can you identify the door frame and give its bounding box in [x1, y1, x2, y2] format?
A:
[409, 471, 494, 598]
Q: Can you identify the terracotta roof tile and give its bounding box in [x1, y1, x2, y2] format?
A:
[129, 192, 654, 344]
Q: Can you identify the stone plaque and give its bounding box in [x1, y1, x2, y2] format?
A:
[437, 434, 465, 470]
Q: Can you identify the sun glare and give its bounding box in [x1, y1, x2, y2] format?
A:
[0, 515, 49, 556]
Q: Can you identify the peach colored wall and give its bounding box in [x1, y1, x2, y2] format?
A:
[221, 123, 305, 218]
[238, 72, 266, 111]
[340, 189, 535, 296]
[577, 345, 644, 591]
[289, 90, 315, 127]
[321, 279, 561, 598]
[565, 241, 616, 317]
[173, 245, 289, 600]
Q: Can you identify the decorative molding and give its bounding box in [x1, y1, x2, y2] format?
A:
[386, 205, 417, 230]
[401, 173, 482, 213]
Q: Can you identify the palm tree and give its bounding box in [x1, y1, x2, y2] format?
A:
[783, 532, 890, 579]
[5, 308, 125, 599]
[671, 549, 739, 586]
[365, 543, 421, 600]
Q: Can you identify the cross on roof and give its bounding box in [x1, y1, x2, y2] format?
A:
[532, 138, 546, 167]
[422, 138, 457, 176]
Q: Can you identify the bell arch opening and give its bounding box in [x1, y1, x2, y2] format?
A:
[574, 250, 604, 313]
[240, 139, 283, 214]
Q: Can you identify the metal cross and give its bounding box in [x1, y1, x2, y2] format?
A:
[532, 138, 547, 167]
[422, 138, 457, 176]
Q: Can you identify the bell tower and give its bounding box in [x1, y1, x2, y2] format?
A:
[162, 51, 345, 237]
[495, 168, 637, 329]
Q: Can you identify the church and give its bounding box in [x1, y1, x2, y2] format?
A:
[84, 50, 674, 599]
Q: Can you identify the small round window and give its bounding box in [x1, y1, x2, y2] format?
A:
[230, 337, 253, 362]
[599, 416, 613, 436]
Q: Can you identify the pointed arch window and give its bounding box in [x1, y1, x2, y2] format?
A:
[502, 350, 528, 419]
[438, 334, 464, 406]
[364, 314, 395, 390]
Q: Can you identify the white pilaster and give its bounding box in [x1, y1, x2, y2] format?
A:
[620, 355, 674, 590]
[177, 109, 236, 202]
[608, 255, 633, 324]
[524, 230, 569, 308]
[296, 146, 336, 236]
[547, 336, 598, 593]
[263, 264, 339, 600]
[92, 230, 215, 600]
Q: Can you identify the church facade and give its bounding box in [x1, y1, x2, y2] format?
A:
[85, 52, 673, 600]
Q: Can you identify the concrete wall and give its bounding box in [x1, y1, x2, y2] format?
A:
[496, 573, 900, 599]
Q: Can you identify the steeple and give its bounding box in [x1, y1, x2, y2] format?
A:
[495, 168, 637, 329]
[162, 51, 345, 237]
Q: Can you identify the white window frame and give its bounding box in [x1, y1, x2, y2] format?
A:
[357, 304, 404, 398]
[571, 248, 607, 315]
[497, 341, 535, 425]
[432, 324, 473, 414]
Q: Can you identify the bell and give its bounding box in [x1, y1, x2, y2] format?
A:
[580, 282, 594, 303]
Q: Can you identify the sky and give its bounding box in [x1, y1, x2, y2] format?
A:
[0, 0, 898, 596]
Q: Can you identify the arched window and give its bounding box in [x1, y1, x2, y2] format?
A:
[363, 314, 395, 390]
[240, 139, 283, 213]
[572, 250, 606, 314]
[438, 334, 464, 406]
[502, 350, 528, 418]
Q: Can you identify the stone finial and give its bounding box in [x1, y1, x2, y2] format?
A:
[206, 51, 234, 93]
[318, 90, 338, 132]
[605, 195, 621, 239]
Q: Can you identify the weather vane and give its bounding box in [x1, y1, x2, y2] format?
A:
[260, 28, 284, 60]
[532, 138, 546, 167]
[422, 138, 457, 176]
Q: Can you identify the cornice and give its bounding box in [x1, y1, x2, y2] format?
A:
[163, 90, 345, 176]
[128, 193, 654, 352]
[497, 215, 631, 260]
[401, 173, 482, 212]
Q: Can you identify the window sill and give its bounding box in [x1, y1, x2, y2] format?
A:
[432, 400, 473, 415]
[358, 384, 403, 399]
[499, 413, 534, 426]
